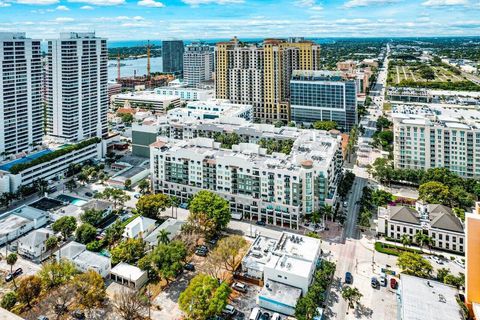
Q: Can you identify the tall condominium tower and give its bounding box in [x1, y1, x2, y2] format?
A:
[0, 32, 43, 156]
[183, 43, 214, 87]
[46, 32, 108, 142]
[215, 37, 321, 122]
[162, 40, 184, 74]
[290, 70, 357, 131]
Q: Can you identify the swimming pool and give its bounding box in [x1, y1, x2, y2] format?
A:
[0, 149, 53, 172]
[56, 194, 88, 207]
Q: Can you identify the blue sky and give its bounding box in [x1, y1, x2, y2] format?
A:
[0, 0, 479, 40]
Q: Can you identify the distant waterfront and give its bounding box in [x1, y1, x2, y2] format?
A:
[108, 57, 163, 81]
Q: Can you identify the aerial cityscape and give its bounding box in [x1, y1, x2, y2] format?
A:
[0, 1, 479, 320]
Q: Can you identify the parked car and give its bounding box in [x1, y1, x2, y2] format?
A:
[256, 221, 266, 226]
[184, 263, 195, 271]
[345, 272, 353, 284]
[380, 275, 387, 287]
[71, 310, 86, 320]
[260, 312, 270, 320]
[249, 308, 261, 320]
[270, 313, 281, 320]
[343, 201, 348, 207]
[432, 256, 444, 265]
[232, 282, 247, 293]
[5, 273, 13, 282]
[14, 268, 23, 277]
[133, 193, 141, 199]
[207, 236, 219, 246]
[179, 203, 189, 209]
[37, 317, 49, 320]
[195, 249, 208, 257]
[222, 304, 236, 316]
[85, 192, 93, 197]
[390, 278, 398, 289]
[371, 277, 379, 288]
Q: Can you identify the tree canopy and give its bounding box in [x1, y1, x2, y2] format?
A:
[397, 252, 433, 278]
[179, 274, 231, 320]
[138, 240, 187, 282]
[52, 216, 77, 240]
[73, 270, 106, 309]
[81, 209, 104, 227]
[111, 238, 146, 265]
[136, 193, 171, 219]
[187, 191, 231, 237]
[313, 120, 337, 131]
[75, 223, 98, 244]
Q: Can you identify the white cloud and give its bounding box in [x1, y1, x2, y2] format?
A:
[0, 1, 11, 6]
[16, 0, 59, 4]
[138, 0, 164, 7]
[56, 4, 69, 10]
[68, 0, 124, 6]
[295, 0, 315, 6]
[343, 0, 399, 8]
[80, 4, 93, 8]
[55, 17, 75, 22]
[422, 0, 468, 6]
[182, 0, 244, 6]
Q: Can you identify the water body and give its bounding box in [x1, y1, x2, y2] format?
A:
[108, 56, 163, 81]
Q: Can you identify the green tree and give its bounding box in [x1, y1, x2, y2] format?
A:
[371, 189, 393, 207]
[38, 260, 78, 289]
[96, 188, 130, 209]
[124, 179, 132, 190]
[6, 253, 18, 288]
[76, 223, 97, 244]
[397, 252, 433, 278]
[179, 274, 231, 320]
[208, 235, 248, 272]
[80, 209, 104, 227]
[65, 179, 77, 192]
[138, 179, 150, 195]
[1, 291, 17, 310]
[376, 116, 392, 131]
[450, 185, 475, 209]
[187, 190, 231, 238]
[341, 286, 363, 310]
[437, 268, 450, 282]
[104, 219, 124, 247]
[17, 275, 42, 308]
[111, 238, 146, 265]
[73, 270, 106, 309]
[313, 120, 337, 131]
[119, 113, 134, 125]
[139, 240, 187, 283]
[295, 295, 320, 320]
[45, 236, 59, 257]
[136, 193, 171, 219]
[418, 181, 450, 205]
[157, 229, 171, 245]
[400, 234, 412, 248]
[52, 216, 77, 240]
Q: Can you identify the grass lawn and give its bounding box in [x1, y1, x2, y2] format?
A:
[374, 241, 423, 256]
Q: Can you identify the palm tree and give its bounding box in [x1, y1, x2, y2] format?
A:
[400, 234, 412, 248]
[342, 286, 363, 311]
[157, 229, 171, 245]
[6, 253, 18, 289]
[414, 232, 425, 248]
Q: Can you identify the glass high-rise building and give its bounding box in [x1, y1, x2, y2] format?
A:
[162, 40, 184, 74]
[290, 70, 357, 131]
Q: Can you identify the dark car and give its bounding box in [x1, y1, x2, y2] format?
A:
[345, 272, 353, 284]
[207, 236, 219, 246]
[5, 273, 13, 282]
[184, 263, 195, 271]
[260, 312, 270, 320]
[197, 245, 209, 252]
[85, 192, 93, 197]
[371, 277, 379, 288]
[14, 268, 23, 277]
[256, 221, 266, 226]
[71, 310, 86, 320]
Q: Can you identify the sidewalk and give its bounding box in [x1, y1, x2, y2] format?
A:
[379, 237, 465, 260]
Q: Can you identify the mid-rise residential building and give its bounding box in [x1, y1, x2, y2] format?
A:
[392, 104, 480, 178]
[0, 32, 43, 157]
[377, 201, 464, 253]
[162, 40, 184, 74]
[215, 37, 321, 122]
[113, 92, 181, 113]
[466, 203, 480, 318]
[46, 32, 108, 142]
[242, 232, 321, 315]
[154, 86, 214, 101]
[290, 70, 357, 131]
[183, 43, 214, 87]
[150, 129, 343, 229]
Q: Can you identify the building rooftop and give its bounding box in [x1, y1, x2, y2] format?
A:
[123, 216, 157, 238]
[242, 235, 278, 273]
[0, 205, 47, 237]
[82, 199, 113, 212]
[18, 228, 52, 249]
[111, 262, 146, 281]
[115, 91, 179, 103]
[259, 280, 302, 308]
[399, 274, 462, 320]
[144, 218, 185, 245]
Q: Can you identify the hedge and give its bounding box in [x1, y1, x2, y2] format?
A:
[374, 241, 423, 256]
[9, 137, 101, 174]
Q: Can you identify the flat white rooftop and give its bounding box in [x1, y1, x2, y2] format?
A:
[399, 274, 462, 320]
[115, 92, 178, 102]
[111, 262, 146, 281]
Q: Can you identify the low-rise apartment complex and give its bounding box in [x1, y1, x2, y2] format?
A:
[392, 104, 480, 178]
[378, 201, 464, 253]
[150, 128, 343, 229]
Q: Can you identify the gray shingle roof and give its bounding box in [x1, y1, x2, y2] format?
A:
[388, 206, 420, 224]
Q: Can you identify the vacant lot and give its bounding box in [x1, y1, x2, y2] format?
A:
[388, 63, 466, 85]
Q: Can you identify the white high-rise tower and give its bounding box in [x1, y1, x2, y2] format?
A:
[0, 32, 43, 156]
[46, 32, 108, 142]
[183, 43, 214, 87]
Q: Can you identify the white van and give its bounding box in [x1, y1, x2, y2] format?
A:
[249, 307, 261, 320]
[271, 313, 281, 320]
